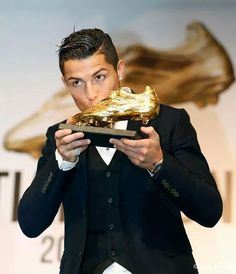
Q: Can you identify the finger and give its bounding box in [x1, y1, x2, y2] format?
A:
[59, 141, 90, 162]
[55, 129, 72, 139]
[110, 138, 129, 152]
[56, 131, 85, 145]
[120, 138, 147, 148]
[69, 138, 91, 150]
[110, 138, 140, 151]
[110, 137, 145, 149]
[140, 126, 160, 140]
[110, 138, 147, 162]
[74, 144, 89, 156]
[127, 155, 144, 167]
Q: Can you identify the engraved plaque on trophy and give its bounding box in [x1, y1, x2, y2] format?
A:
[59, 123, 140, 147]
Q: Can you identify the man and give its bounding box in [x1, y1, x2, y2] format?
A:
[18, 28, 223, 274]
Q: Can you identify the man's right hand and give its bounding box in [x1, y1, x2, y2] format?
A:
[55, 128, 90, 162]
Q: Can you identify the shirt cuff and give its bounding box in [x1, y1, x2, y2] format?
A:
[55, 149, 79, 171]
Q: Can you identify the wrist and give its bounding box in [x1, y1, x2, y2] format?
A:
[148, 158, 163, 176]
[55, 149, 79, 171]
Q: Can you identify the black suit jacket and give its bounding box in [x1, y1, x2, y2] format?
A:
[18, 104, 222, 274]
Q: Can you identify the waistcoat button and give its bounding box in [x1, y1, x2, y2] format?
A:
[110, 249, 118, 257]
[106, 171, 111, 177]
[109, 223, 115, 230]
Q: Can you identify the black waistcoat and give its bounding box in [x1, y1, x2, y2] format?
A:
[80, 145, 135, 274]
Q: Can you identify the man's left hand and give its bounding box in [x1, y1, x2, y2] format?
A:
[110, 126, 163, 170]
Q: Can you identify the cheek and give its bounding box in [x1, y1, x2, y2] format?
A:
[71, 93, 85, 108]
[103, 88, 113, 97]
[97, 90, 111, 103]
[101, 79, 120, 98]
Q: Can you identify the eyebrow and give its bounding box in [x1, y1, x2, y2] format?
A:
[67, 68, 108, 81]
[68, 76, 81, 81]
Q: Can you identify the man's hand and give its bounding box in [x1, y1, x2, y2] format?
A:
[109, 126, 163, 170]
[55, 128, 90, 162]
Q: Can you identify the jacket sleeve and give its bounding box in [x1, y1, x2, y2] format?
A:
[18, 125, 73, 238]
[154, 108, 223, 227]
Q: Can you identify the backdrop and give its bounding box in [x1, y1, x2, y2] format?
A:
[1, 1, 236, 273]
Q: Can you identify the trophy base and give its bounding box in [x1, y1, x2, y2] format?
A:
[59, 123, 140, 147]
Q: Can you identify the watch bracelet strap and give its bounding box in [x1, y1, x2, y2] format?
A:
[149, 158, 163, 175]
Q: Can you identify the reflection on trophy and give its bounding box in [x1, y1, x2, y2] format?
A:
[70, 86, 160, 128]
[59, 86, 160, 147]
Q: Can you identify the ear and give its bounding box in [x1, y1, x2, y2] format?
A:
[117, 59, 125, 81]
[61, 75, 67, 88]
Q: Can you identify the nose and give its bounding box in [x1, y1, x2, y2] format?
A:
[86, 82, 98, 101]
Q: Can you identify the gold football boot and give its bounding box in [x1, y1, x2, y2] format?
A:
[70, 86, 160, 128]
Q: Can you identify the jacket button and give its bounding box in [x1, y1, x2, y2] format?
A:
[161, 180, 169, 189]
[107, 197, 113, 203]
[161, 179, 167, 185]
[174, 192, 180, 197]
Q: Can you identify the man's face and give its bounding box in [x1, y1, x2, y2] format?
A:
[62, 52, 124, 111]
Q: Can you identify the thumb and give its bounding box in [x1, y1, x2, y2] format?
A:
[140, 126, 159, 139]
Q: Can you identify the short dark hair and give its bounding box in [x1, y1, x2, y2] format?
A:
[58, 28, 119, 74]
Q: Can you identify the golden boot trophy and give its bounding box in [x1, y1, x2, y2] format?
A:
[59, 86, 160, 147]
